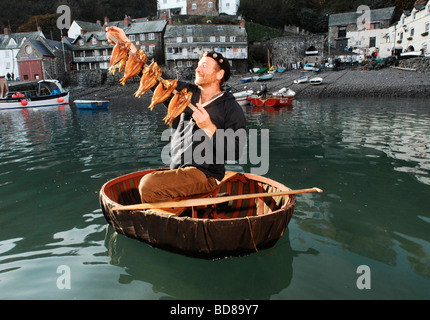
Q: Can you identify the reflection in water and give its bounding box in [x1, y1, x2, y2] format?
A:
[0, 97, 429, 299]
[104, 226, 318, 299]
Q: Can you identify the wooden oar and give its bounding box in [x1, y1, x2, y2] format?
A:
[112, 187, 323, 211]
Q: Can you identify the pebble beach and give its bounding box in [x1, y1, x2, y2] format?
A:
[69, 66, 430, 101]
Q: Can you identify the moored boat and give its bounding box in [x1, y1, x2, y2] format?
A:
[309, 77, 323, 85]
[293, 76, 309, 84]
[253, 73, 274, 81]
[74, 100, 109, 110]
[99, 169, 296, 259]
[0, 80, 69, 110]
[233, 89, 254, 106]
[240, 77, 252, 83]
[250, 87, 295, 107]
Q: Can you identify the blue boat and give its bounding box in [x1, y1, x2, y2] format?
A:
[240, 77, 252, 83]
[74, 100, 109, 110]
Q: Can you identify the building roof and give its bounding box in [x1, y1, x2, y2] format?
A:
[124, 20, 167, 34]
[165, 24, 247, 38]
[328, 6, 396, 27]
[28, 39, 55, 57]
[74, 20, 103, 33]
[0, 31, 44, 49]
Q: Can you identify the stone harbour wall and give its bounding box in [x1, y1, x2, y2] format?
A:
[398, 57, 430, 72]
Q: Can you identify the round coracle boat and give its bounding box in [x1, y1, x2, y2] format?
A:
[99, 169, 296, 259]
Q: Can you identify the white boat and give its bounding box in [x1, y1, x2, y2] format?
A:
[0, 80, 69, 110]
[309, 77, 323, 85]
[253, 73, 274, 81]
[293, 76, 309, 84]
[304, 63, 321, 72]
[400, 51, 423, 59]
[233, 90, 253, 106]
[74, 100, 109, 110]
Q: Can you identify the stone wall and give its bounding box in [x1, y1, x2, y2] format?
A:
[265, 34, 326, 69]
[398, 57, 430, 72]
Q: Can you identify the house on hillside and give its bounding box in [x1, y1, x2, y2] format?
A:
[157, 0, 240, 17]
[16, 38, 73, 81]
[68, 20, 103, 39]
[71, 18, 167, 71]
[164, 20, 248, 78]
[72, 31, 111, 70]
[0, 27, 45, 80]
[328, 7, 395, 53]
[379, 0, 430, 57]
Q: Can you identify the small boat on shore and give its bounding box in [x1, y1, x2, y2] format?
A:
[309, 77, 323, 85]
[99, 169, 297, 259]
[240, 77, 252, 83]
[253, 73, 274, 82]
[233, 89, 254, 106]
[74, 100, 109, 110]
[304, 63, 321, 72]
[250, 87, 295, 107]
[293, 76, 309, 84]
[0, 79, 69, 110]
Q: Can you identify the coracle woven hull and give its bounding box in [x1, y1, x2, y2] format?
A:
[99, 169, 296, 259]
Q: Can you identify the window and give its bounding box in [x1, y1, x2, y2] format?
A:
[210, 36, 216, 42]
[186, 61, 193, 67]
[208, 2, 213, 8]
[369, 37, 376, 47]
[426, 23, 429, 33]
[230, 36, 236, 42]
[79, 39, 84, 46]
[187, 36, 193, 43]
[411, 28, 415, 37]
[140, 34, 145, 41]
[130, 35, 135, 42]
[92, 37, 98, 45]
[148, 33, 155, 40]
[177, 61, 183, 67]
[192, 3, 197, 10]
[177, 37, 182, 43]
[220, 36, 226, 42]
[149, 45, 155, 54]
[338, 27, 346, 38]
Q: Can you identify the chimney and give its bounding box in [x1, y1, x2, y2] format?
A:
[124, 15, 133, 27]
[104, 16, 110, 25]
[240, 19, 246, 29]
[80, 28, 86, 35]
[168, 17, 174, 25]
[96, 20, 101, 26]
[37, 26, 42, 32]
[163, 12, 168, 20]
[4, 27, 11, 36]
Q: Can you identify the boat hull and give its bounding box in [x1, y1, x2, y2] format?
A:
[0, 92, 69, 110]
[250, 95, 294, 107]
[99, 169, 296, 259]
[74, 100, 109, 110]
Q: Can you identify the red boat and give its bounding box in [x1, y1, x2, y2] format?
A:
[249, 88, 295, 107]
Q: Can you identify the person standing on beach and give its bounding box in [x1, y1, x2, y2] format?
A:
[106, 27, 247, 204]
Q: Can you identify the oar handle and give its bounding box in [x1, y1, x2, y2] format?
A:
[112, 187, 323, 212]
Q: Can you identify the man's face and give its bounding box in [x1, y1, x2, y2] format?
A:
[195, 56, 223, 87]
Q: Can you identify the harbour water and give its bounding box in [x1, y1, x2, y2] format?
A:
[0, 96, 429, 300]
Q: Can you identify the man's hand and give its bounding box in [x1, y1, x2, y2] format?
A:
[193, 104, 217, 137]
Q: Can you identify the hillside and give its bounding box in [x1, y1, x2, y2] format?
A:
[0, 0, 417, 40]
